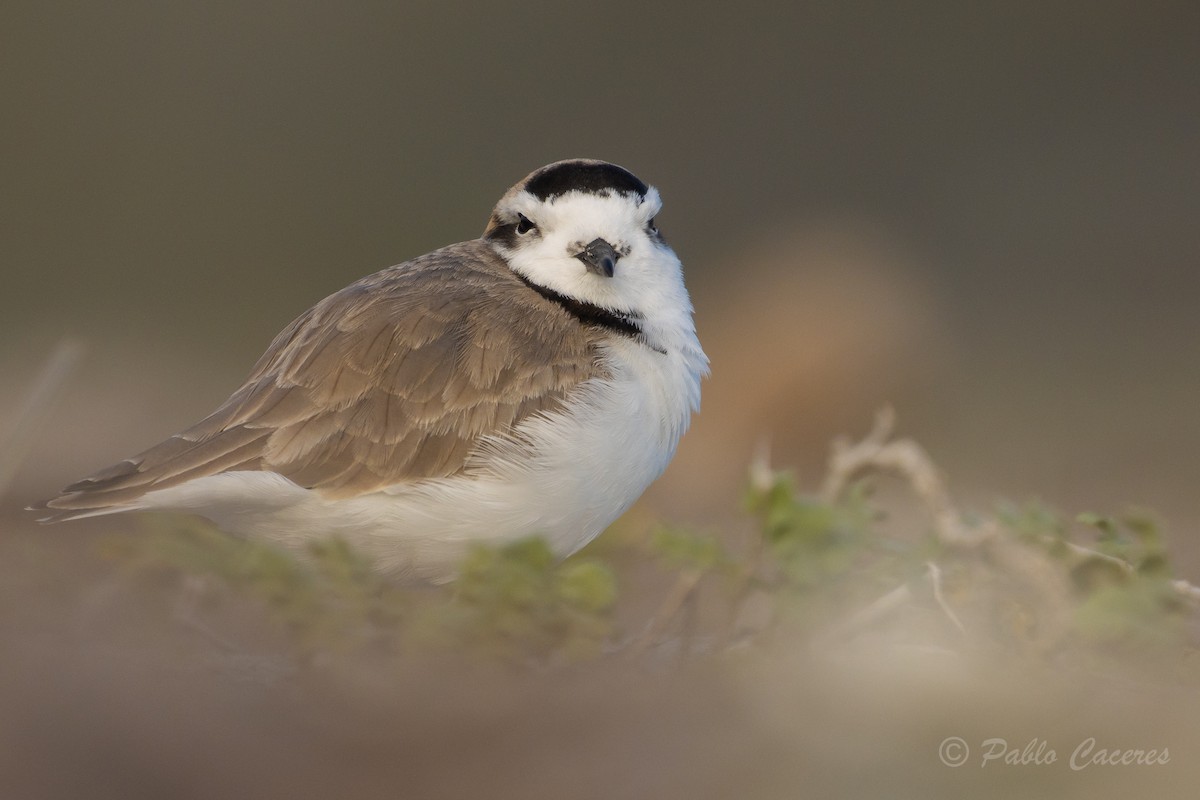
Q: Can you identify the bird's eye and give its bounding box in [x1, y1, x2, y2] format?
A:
[516, 214, 536, 235]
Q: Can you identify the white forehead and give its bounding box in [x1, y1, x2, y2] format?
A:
[506, 187, 662, 228]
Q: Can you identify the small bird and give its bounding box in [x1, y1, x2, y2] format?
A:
[36, 159, 709, 581]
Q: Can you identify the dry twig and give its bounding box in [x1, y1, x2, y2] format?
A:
[818, 408, 1199, 646]
[0, 338, 86, 501]
[627, 567, 705, 660]
[926, 561, 966, 634]
[819, 407, 986, 547]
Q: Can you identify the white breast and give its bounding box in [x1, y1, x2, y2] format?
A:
[138, 336, 706, 582]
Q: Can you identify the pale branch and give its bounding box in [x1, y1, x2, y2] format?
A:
[1172, 579, 1200, 606]
[0, 338, 87, 501]
[818, 407, 986, 547]
[926, 561, 966, 634]
[1058, 536, 1200, 608]
[627, 567, 705, 660]
[815, 582, 913, 645]
[817, 408, 1200, 624]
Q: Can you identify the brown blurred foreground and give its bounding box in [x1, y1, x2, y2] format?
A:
[3, 502, 1199, 800]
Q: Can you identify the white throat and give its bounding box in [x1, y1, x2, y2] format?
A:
[496, 189, 701, 359]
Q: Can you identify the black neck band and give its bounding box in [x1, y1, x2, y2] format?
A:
[517, 274, 645, 342]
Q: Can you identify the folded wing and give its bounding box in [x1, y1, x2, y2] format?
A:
[38, 241, 600, 520]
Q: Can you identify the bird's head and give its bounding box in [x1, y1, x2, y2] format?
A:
[484, 160, 691, 337]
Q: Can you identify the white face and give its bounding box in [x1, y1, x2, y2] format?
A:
[489, 188, 690, 327]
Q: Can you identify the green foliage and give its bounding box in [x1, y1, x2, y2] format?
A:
[423, 538, 617, 662]
[107, 520, 615, 664]
[98, 429, 1198, 673]
[997, 499, 1067, 546]
[742, 471, 880, 588]
[1076, 509, 1169, 576]
[1068, 511, 1185, 650]
[105, 517, 409, 654]
[651, 527, 731, 574]
[1074, 577, 1184, 648]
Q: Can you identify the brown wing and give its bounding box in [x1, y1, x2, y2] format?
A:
[39, 241, 601, 518]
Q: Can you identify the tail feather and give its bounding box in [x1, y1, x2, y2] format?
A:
[31, 499, 144, 524]
[35, 425, 271, 524]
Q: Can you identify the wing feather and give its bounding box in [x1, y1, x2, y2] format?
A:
[39, 241, 602, 519]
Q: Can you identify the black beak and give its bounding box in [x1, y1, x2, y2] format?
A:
[574, 238, 619, 278]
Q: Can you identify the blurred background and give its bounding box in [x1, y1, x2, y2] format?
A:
[4, 0, 1197, 541]
[2, 2, 1199, 797]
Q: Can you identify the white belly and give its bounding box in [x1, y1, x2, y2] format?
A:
[138, 339, 703, 581]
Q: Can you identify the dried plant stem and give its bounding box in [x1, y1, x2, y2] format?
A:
[0, 338, 86, 501]
[818, 583, 914, 645]
[628, 567, 704, 660]
[926, 561, 966, 634]
[820, 407, 985, 547]
[1172, 579, 1200, 607]
[173, 575, 243, 653]
[821, 408, 1200, 630]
